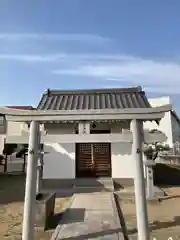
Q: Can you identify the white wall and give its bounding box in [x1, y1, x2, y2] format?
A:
[110, 123, 135, 178]
[111, 142, 134, 178]
[43, 123, 76, 179]
[0, 121, 27, 154]
[0, 121, 22, 154]
[43, 143, 75, 179]
[144, 96, 174, 147]
[7, 121, 22, 136]
[0, 135, 5, 154]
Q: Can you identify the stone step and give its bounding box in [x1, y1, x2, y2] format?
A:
[73, 178, 114, 192]
[73, 187, 113, 193]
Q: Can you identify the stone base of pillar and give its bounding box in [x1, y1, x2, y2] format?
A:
[146, 186, 166, 201]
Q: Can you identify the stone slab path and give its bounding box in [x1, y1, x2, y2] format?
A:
[51, 192, 123, 240]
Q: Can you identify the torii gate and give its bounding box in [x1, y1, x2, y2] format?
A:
[0, 104, 172, 240]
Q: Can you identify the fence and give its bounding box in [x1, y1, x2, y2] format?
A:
[0, 154, 27, 173]
[172, 141, 180, 155]
[157, 141, 180, 166]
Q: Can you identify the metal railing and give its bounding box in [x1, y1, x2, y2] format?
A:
[157, 141, 180, 166]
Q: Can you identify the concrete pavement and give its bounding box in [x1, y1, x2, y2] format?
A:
[50, 192, 123, 240]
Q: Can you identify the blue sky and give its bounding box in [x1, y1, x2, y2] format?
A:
[0, 1, 180, 112]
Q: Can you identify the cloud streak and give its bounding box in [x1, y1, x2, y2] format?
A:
[0, 53, 135, 63]
[0, 51, 180, 94]
[0, 33, 110, 43]
[52, 54, 180, 94]
[53, 57, 180, 84]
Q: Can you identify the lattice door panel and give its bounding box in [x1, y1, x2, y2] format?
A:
[93, 143, 111, 177]
[76, 143, 111, 177]
[77, 143, 94, 177]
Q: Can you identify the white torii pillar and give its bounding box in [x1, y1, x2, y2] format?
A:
[22, 121, 40, 240]
[131, 119, 150, 240]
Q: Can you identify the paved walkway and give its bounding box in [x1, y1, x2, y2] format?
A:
[51, 192, 123, 240]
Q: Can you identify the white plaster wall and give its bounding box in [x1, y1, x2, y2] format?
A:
[43, 142, 75, 179]
[0, 135, 5, 154]
[111, 142, 134, 178]
[110, 123, 135, 178]
[144, 96, 173, 147]
[7, 121, 23, 136]
[0, 121, 27, 154]
[43, 123, 75, 179]
[0, 120, 23, 154]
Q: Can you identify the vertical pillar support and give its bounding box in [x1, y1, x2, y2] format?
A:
[146, 165, 154, 199]
[36, 165, 41, 195]
[144, 156, 156, 200]
[131, 119, 150, 240]
[22, 121, 40, 240]
[36, 129, 41, 195]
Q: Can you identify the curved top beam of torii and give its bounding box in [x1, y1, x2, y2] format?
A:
[0, 104, 172, 122]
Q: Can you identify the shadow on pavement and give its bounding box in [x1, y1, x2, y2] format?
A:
[60, 208, 86, 224]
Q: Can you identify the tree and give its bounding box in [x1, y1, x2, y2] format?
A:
[143, 129, 170, 160]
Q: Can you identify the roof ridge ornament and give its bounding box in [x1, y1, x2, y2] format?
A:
[45, 88, 51, 97]
[137, 85, 142, 91]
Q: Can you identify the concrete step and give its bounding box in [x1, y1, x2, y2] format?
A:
[73, 178, 114, 192]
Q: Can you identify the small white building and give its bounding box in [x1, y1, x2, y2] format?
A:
[31, 88, 176, 188]
[1, 88, 179, 188]
[144, 96, 180, 148]
[0, 106, 34, 172]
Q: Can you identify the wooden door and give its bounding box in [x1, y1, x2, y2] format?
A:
[76, 143, 111, 177]
[93, 143, 111, 177]
[76, 143, 95, 177]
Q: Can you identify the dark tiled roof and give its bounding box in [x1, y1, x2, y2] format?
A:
[6, 106, 35, 110]
[37, 87, 151, 110]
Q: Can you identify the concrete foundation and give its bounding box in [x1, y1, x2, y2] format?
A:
[34, 192, 56, 230]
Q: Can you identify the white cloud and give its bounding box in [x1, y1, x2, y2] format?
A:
[52, 55, 180, 94]
[0, 33, 110, 42]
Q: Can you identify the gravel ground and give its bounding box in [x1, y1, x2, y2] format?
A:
[0, 174, 71, 240]
[118, 186, 180, 239]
